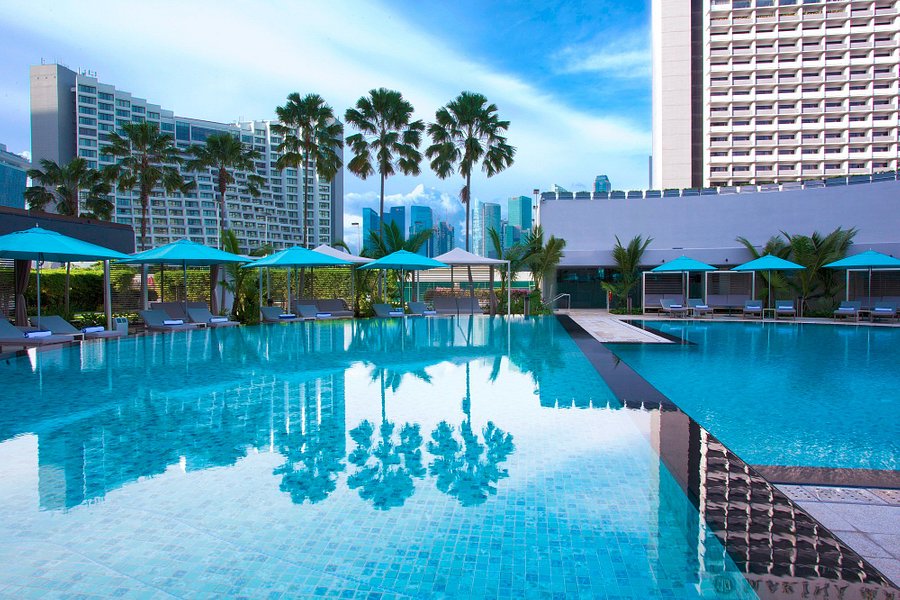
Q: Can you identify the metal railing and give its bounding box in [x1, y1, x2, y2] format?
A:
[547, 293, 571, 312]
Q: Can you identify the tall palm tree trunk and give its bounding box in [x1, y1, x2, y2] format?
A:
[64, 262, 71, 317]
[464, 173, 471, 252]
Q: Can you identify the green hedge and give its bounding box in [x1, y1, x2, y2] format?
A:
[24, 268, 105, 314]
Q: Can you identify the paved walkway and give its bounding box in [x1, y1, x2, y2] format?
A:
[778, 485, 900, 585]
[565, 309, 672, 343]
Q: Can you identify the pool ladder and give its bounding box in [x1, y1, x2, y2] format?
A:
[548, 293, 571, 312]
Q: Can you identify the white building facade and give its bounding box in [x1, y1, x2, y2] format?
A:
[31, 64, 343, 252]
[652, 0, 900, 189]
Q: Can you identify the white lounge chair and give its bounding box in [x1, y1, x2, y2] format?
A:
[32, 315, 125, 339]
[688, 299, 712, 318]
[0, 319, 74, 351]
[373, 304, 404, 318]
[407, 302, 436, 316]
[742, 300, 763, 319]
[295, 305, 334, 320]
[660, 299, 689, 318]
[140, 310, 202, 332]
[186, 308, 240, 328]
[871, 302, 898, 323]
[260, 306, 311, 323]
[833, 301, 861, 322]
[775, 300, 796, 320]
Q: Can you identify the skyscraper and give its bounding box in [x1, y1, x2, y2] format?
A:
[472, 201, 501, 258]
[0, 144, 29, 209]
[505, 195, 532, 249]
[30, 63, 343, 251]
[383, 206, 405, 240]
[651, 0, 900, 189]
[593, 175, 612, 193]
[409, 205, 434, 256]
[433, 221, 455, 256]
[361, 207, 379, 252]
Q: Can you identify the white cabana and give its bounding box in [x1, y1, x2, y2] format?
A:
[433, 248, 510, 316]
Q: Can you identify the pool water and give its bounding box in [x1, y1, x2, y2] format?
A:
[609, 321, 899, 471]
[0, 317, 756, 598]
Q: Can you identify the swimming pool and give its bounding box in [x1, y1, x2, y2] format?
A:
[0, 316, 893, 597]
[609, 321, 899, 472]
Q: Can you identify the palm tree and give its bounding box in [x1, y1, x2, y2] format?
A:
[25, 158, 112, 219]
[25, 157, 113, 316]
[273, 93, 344, 247]
[487, 226, 528, 312]
[524, 226, 567, 301]
[186, 133, 264, 238]
[345, 89, 424, 239]
[426, 92, 515, 251]
[601, 235, 653, 312]
[103, 122, 190, 250]
[781, 227, 856, 313]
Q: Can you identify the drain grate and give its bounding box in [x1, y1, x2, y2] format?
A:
[813, 486, 883, 504]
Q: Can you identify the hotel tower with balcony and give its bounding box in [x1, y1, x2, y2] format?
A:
[652, 0, 900, 189]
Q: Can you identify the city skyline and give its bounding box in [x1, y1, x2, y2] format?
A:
[0, 0, 652, 242]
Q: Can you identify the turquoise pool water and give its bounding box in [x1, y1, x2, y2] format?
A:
[0, 317, 756, 598]
[609, 321, 899, 471]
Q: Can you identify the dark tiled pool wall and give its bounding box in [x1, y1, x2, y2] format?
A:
[556, 315, 900, 596]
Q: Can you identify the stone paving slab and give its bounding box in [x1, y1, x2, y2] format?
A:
[778, 484, 900, 586]
[566, 311, 671, 343]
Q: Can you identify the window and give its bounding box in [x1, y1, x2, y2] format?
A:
[116, 109, 130, 117]
[116, 99, 131, 107]
[98, 91, 113, 101]
[78, 84, 96, 94]
[148, 112, 160, 119]
[98, 102, 113, 111]
[78, 127, 96, 137]
[79, 149, 97, 158]
[98, 122, 113, 132]
[176, 122, 190, 141]
[79, 137, 97, 147]
[78, 116, 96, 126]
[132, 105, 145, 114]
[78, 94, 96, 105]
[98, 112, 113, 122]
[161, 122, 175, 132]
[79, 105, 96, 115]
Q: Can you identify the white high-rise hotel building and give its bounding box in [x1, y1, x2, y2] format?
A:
[652, 0, 899, 189]
[30, 64, 343, 252]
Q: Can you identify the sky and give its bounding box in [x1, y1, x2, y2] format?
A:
[0, 0, 652, 241]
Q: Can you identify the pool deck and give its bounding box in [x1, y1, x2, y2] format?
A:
[779, 485, 900, 585]
[565, 310, 673, 343]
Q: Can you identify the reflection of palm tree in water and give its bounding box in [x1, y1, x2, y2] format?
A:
[347, 368, 426, 510]
[273, 382, 346, 505]
[274, 424, 345, 504]
[427, 362, 515, 507]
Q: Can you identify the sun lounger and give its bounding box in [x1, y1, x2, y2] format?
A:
[660, 299, 689, 318]
[373, 304, 405, 318]
[316, 299, 354, 318]
[742, 300, 763, 319]
[408, 302, 436, 316]
[0, 318, 74, 351]
[295, 305, 334, 320]
[432, 297, 459, 315]
[260, 306, 311, 323]
[186, 308, 240, 328]
[870, 302, 898, 322]
[833, 301, 861, 322]
[688, 299, 712, 318]
[775, 300, 796, 320]
[32, 315, 126, 339]
[140, 310, 202, 332]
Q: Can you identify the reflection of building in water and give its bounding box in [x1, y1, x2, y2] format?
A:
[650, 409, 896, 599]
[37, 368, 347, 511]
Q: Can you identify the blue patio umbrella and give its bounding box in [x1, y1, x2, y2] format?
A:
[0, 226, 130, 323]
[242, 247, 353, 316]
[358, 251, 449, 304]
[824, 250, 900, 308]
[650, 256, 716, 304]
[118, 239, 247, 311]
[733, 254, 805, 310]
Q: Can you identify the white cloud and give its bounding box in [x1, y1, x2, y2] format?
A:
[554, 31, 651, 80]
[2, 0, 652, 202]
